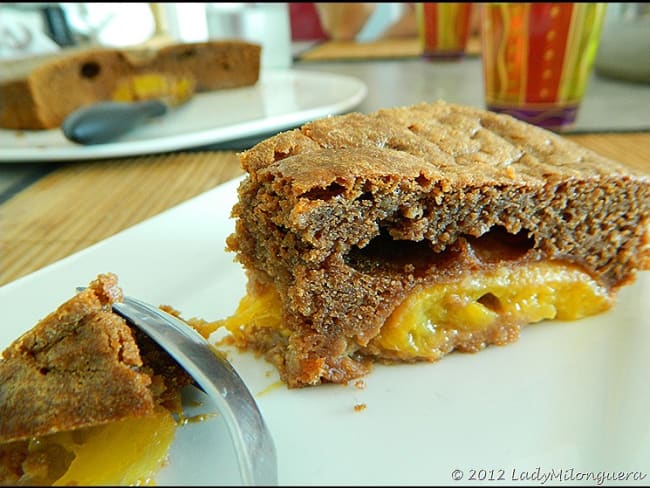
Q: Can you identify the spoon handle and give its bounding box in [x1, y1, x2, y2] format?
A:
[62, 100, 167, 145]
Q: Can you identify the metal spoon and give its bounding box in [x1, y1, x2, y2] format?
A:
[62, 100, 170, 145]
[62, 75, 195, 145]
[78, 288, 278, 485]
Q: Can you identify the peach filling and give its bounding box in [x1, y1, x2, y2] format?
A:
[220, 262, 613, 362]
[3, 406, 176, 486]
[218, 284, 291, 344]
[111, 73, 194, 103]
[370, 261, 613, 360]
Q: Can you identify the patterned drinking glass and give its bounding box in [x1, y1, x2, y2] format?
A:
[417, 3, 473, 60]
[481, 3, 607, 130]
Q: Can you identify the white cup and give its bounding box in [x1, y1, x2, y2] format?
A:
[206, 3, 292, 70]
[595, 3, 650, 83]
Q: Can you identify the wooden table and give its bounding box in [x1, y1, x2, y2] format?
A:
[297, 35, 482, 62]
[1, 132, 648, 286]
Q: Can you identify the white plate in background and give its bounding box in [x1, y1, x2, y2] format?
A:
[0, 70, 367, 163]
[1, 176, 649, 485]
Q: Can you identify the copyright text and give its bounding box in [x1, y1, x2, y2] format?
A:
[450, 467, 647, 485]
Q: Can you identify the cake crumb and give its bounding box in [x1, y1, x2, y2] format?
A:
[354, 380, 366, 390]
[354, 403, 367, 412]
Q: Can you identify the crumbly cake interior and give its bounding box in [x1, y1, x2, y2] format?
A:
[220, 101, 650, 388]
[0, 273, 192, 485]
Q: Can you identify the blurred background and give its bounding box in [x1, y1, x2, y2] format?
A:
[0, 3, 293, 69]
[2, 2, 649, 82]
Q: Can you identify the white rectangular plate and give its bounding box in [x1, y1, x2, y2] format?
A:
[2, 176, 649, 485]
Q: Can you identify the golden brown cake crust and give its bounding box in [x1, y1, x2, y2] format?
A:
[235, 101, 650, 285]
[0, 40, 261, 129]
[0, 273, 175, 443]
[228, 101, 650, 387]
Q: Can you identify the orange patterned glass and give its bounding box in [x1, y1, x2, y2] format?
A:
[481, 3, 607, 130]
[417, 3, 473, 60]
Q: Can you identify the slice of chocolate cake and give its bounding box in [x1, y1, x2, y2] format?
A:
[0, 40, 261, 130]
[219, 101, 650, 388]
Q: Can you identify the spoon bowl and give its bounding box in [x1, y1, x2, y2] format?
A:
[77, 288, 278, 486]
